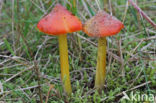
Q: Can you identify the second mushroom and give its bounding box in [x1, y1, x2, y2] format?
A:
[83, 11, 124, 89]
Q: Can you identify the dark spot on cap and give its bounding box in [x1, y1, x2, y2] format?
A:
[45, 17, 48, 21]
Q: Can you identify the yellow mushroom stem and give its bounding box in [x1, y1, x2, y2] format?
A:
[95, 37, 107, 89]
[58, 34, 72, 95]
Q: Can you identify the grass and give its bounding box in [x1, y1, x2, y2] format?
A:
[0, 0, 156, 102]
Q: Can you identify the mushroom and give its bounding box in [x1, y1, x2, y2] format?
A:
[83, 11, 124, 89]
[37, 4, 82, 95]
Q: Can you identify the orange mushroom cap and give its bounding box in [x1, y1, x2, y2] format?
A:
[37, 4, 82, 35]
[83, 11, 124, 37]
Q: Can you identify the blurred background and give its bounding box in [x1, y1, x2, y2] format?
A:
[0, 0, 156, 102]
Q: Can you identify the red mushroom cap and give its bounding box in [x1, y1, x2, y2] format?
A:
[37, 4, 82, 35]
[83, 11, 124, 37]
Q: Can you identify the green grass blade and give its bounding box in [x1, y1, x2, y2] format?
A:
[3, 38, 15, 56]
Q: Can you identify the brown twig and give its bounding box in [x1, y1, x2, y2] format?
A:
[45, 84, 54, 103]
[118, 37, 125, 76]
[0, 84, 46, 95]
[4, 65, 34, 83]
[128, 0, 156, 29]
[34, 61, 43, 103]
